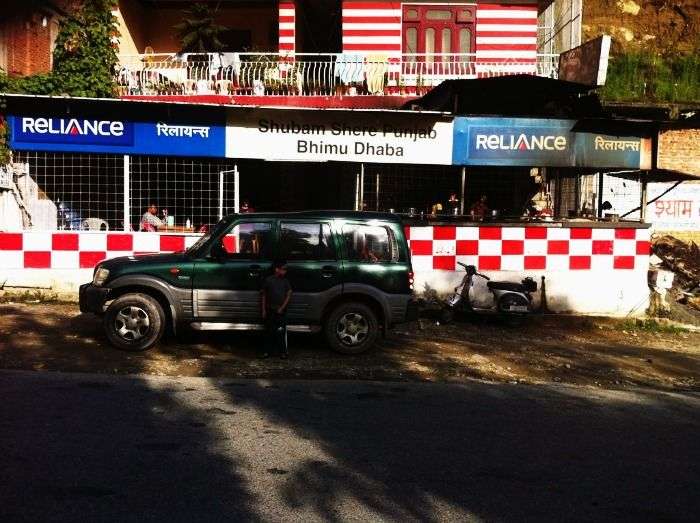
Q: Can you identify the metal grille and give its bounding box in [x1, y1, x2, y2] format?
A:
[129, 156, 239, 232]
[361, 164, 461, 214]
[600, 173, 642, 220]
[13, 151, 124, 231]
[554, 172, 578, 218]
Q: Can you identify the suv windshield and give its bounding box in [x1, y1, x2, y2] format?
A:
[185, 219, 230, 255]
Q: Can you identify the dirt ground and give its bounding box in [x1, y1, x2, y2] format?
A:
[1, 302, 699, 391]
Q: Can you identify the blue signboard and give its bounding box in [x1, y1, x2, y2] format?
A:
[452, 117, 645, 169]
[8, 115, 226, 158]
[453, 117, 575, 167]
[573, 132, 646, 169]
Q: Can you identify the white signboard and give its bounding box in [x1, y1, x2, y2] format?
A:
[648, 181, 700, 231]
[226, 109, 453, 164]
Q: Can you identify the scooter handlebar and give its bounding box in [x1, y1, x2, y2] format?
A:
[456, 262, 490, 280]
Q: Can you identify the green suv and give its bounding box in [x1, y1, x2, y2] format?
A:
[80, 211, 417, 354]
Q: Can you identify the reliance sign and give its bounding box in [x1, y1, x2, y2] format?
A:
[474, 133, 568, 152]
[13, 117, 134, 146]
[453, 117, 575, 167]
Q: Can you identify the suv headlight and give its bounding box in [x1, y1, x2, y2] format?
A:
[93, 267, 110, 286]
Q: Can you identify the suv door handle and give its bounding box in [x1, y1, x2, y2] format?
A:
[321, 265, 336, 278]
[248, 264, 261, 277]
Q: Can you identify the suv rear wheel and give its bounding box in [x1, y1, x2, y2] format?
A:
[325, 302, 379, 354]
[103, 293, 165, 351]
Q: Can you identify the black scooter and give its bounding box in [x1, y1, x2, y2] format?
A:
[441, 263, 537, 323]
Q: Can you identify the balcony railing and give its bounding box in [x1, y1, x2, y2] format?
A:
[116, 53, 560, 97]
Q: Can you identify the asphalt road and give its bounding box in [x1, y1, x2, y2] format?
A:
[1, 370, 698, 522]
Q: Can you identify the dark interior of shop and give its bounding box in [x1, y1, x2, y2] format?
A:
[239, 161, 540, 218]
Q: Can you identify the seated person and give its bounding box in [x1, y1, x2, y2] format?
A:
[470, 195, 489, 219]
[139, 204, 164, 232]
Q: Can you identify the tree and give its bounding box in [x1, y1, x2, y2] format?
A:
[174, 3, 227, 54]
[52, 0, 120, 97]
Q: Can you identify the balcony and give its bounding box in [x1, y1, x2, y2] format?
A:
[116, 52, 560, 102]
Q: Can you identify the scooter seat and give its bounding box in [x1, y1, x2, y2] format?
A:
[487, 281, 527, 292]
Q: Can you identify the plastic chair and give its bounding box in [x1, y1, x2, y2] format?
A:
[82, 218, 109, 231]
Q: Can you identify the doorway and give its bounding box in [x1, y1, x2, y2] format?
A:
[237, 160, 357, 212]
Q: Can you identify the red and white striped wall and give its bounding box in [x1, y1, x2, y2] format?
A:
[339, 1, 538, 64]
[0, 226, 652, 315]
[279, 1, 296, 53]
[475, 3, 538, 73]
[342, 1, 403, 54]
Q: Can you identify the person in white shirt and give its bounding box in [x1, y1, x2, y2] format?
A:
[139, 204, 164, 232]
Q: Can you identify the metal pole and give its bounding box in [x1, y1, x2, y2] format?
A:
[639, 171, 648, 222]
[218, 170, 224, 220]
[123, 154, 130, 231]
[234, 165, 240, 214]
[460, 166, 466, 215]
[375, 172, 380, 211]
[359, 163, 365, 210]
[354, 171, 360, 211]
[597, 171, 604, 219]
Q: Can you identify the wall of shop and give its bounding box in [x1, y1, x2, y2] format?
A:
[657, 128, 700, 178]
[0, 224, 651, 316]
[596, 176, 700, 241]
[407, 224, 651, 315]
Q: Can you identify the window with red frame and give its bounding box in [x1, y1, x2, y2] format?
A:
[402, 4, 476, 62]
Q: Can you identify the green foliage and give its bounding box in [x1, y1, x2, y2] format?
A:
[0, 0, 118, 98]
[601, 52, 700, 103]
[174, 3, 227, 53]
[0, 116, 10, 166]
[0, 0, 119, 164]
[52, 0, 120, 97]
[619, 318, 688, 334]
[0, 72, 59, 95]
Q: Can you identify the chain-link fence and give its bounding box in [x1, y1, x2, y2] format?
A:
[9, 152, 240, 232]
[129, 155, 239, 232]
[13, 151, 125, 231]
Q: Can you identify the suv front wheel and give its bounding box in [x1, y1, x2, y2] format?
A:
[103, 293, 165, 351]
[325, 302, 379, 354]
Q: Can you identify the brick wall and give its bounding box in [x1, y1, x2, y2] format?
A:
[657, 128, 700, 178]
[0, 0, 78, 76]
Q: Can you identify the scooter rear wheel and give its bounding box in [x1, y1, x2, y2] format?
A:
[497, 293, 530, 313]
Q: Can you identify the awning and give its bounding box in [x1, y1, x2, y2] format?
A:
[402, 75, 603, 118]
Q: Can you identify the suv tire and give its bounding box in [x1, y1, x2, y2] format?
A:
[325, 302, 379, 354]
[103, 293, 165, 351]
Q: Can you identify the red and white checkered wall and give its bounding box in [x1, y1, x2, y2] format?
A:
[0, 232, 202, 269]
[406, 226, 651, 272]
[0, 226, 650, 272]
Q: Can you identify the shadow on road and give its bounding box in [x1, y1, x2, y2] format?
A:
[1, 303, 700, 519]
[1, 368, 698, 521]
[208, 378, 700, 521]
[0, 370, 257, 521]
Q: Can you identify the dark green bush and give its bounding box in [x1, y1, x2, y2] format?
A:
[601, 52, 700, 103]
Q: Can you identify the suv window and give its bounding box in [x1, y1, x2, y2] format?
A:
[342, 224, 397, 263]
[216, 222, 272, 259]
[280, 222, 335, 261]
